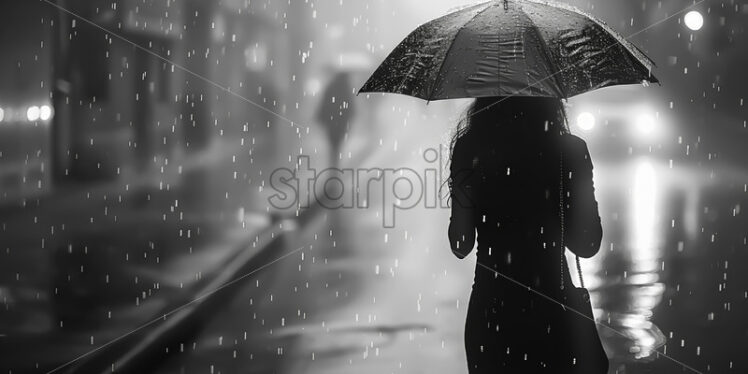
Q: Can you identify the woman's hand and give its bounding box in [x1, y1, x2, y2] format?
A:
[449, 210, 475, 259]
[448, 178, 476, 258]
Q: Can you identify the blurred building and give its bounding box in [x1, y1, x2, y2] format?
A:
[0, 0, 303, 207]
[50, 0, 291, 179]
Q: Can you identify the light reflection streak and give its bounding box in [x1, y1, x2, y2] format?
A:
[632, 160, 659, 270]
[584, 158, 667, 363]
[616, 159, 666, 359]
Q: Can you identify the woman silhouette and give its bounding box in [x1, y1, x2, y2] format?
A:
[448, 97, 603, 373]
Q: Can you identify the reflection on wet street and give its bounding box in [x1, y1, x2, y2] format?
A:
[586, 158, 669, 364]
[584, 153, 748, 373]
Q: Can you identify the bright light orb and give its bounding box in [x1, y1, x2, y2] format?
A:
[684, 11, 703, 31]
[27, 106, 40, 122]
[305, 79, 322, 96]
[0, 108, 4, 123]
[576, 112, 596, 131]
[635, 114, 656, 134]
[40, 105, 52, 121]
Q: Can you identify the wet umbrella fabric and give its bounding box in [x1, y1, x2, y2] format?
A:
[359, 0, 658, 100]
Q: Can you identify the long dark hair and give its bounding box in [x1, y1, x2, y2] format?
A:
[447, 96, 570, 195]
[450, 96, 569, 160]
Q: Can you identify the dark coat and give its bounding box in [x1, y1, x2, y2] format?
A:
[449, 130, 603, 373]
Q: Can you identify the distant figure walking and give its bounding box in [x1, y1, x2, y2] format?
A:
[448, 97, 604, 373]
[317, 71, 355, 167]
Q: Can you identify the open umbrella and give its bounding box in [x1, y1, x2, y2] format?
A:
[359, 0, 658, 100]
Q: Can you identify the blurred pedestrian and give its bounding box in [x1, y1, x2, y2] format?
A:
[317, 71, 355, 167]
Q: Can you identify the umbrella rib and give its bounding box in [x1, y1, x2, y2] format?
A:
[425, 2, 496, 101]
[585, 16, 655, 79]
[581, 10, 657, 70]
[537, 0, 656, 78]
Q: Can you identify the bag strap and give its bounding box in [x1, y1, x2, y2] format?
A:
[559, 149, 585, 290]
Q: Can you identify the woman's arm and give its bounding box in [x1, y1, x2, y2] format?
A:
[564, 136, 603, 258]
[448, 138, 477, 259]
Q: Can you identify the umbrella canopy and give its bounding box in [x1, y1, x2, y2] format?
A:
[359, 0, 658, 101]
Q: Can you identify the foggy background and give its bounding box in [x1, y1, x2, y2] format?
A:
[0, 0, 746, 373]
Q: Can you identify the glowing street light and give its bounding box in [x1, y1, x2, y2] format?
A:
[40, 105, 53, 121]
[635, 113, 656, 135]
[684, 11, 703, 31]
[27, 106, 40, 122]
[576, 112, 596, 131]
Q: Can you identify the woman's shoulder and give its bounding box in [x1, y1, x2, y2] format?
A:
[562, 134, 591, 155]
[562, 133, 587, 147]
[561, 134, 594, 171]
